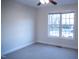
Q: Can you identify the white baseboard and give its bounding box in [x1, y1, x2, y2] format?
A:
[37, 41, 77, 50]
[2, 42, 35, 56]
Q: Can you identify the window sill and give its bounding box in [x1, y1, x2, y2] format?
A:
[48, 36, 74, 40]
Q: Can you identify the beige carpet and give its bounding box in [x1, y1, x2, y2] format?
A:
[2, 43, 78, 59]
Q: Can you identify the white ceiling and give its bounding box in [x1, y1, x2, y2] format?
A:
[15, 0, 78, 8]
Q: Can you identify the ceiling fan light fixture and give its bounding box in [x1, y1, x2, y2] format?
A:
[40, 0, 49, 4]
[40, 0, 45, 4]
[37, 0, 57, 6]
[45, 0, 49, 4]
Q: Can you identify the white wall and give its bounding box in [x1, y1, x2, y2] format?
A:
[36, 4, 78, 49]
[1, 0, 37, 55]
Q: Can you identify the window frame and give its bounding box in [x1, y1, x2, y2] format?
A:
[48, 12, 75, 39]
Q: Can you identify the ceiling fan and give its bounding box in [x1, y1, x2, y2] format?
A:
[37, 0, 57, 6]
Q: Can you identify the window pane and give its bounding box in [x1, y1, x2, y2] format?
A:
[62, 25, 73, 38]
[62, 19, 70, 24]
[48, 24, 59, 36]
[62, 14, 66, 19]
[69, 13, 74, 19]
[51, 14, 60, 24]
[70, 19, 74, 24]
[48, 14, 60, 37]
[62, 13, 74, 38]
[62, 13, 74, 24]
[66, 14, 70, 18]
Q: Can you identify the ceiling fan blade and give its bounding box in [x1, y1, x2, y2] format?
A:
[49, 0, 57, 5]
[37, 2, 41, 6]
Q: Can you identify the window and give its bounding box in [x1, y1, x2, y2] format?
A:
[62, 13, 74, 38]
[48, 14, 60, 37]
[48, 13, 74, 38]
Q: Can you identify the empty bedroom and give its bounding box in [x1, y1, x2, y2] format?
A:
[1, 0, 78, 59]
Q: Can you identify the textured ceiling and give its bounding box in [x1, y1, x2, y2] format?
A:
[15, 0, 78, 8]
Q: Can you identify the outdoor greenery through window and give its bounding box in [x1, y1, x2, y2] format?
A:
[48, 13, 74, 38]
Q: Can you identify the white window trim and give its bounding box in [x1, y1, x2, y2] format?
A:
[48, 12, 75, 39]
